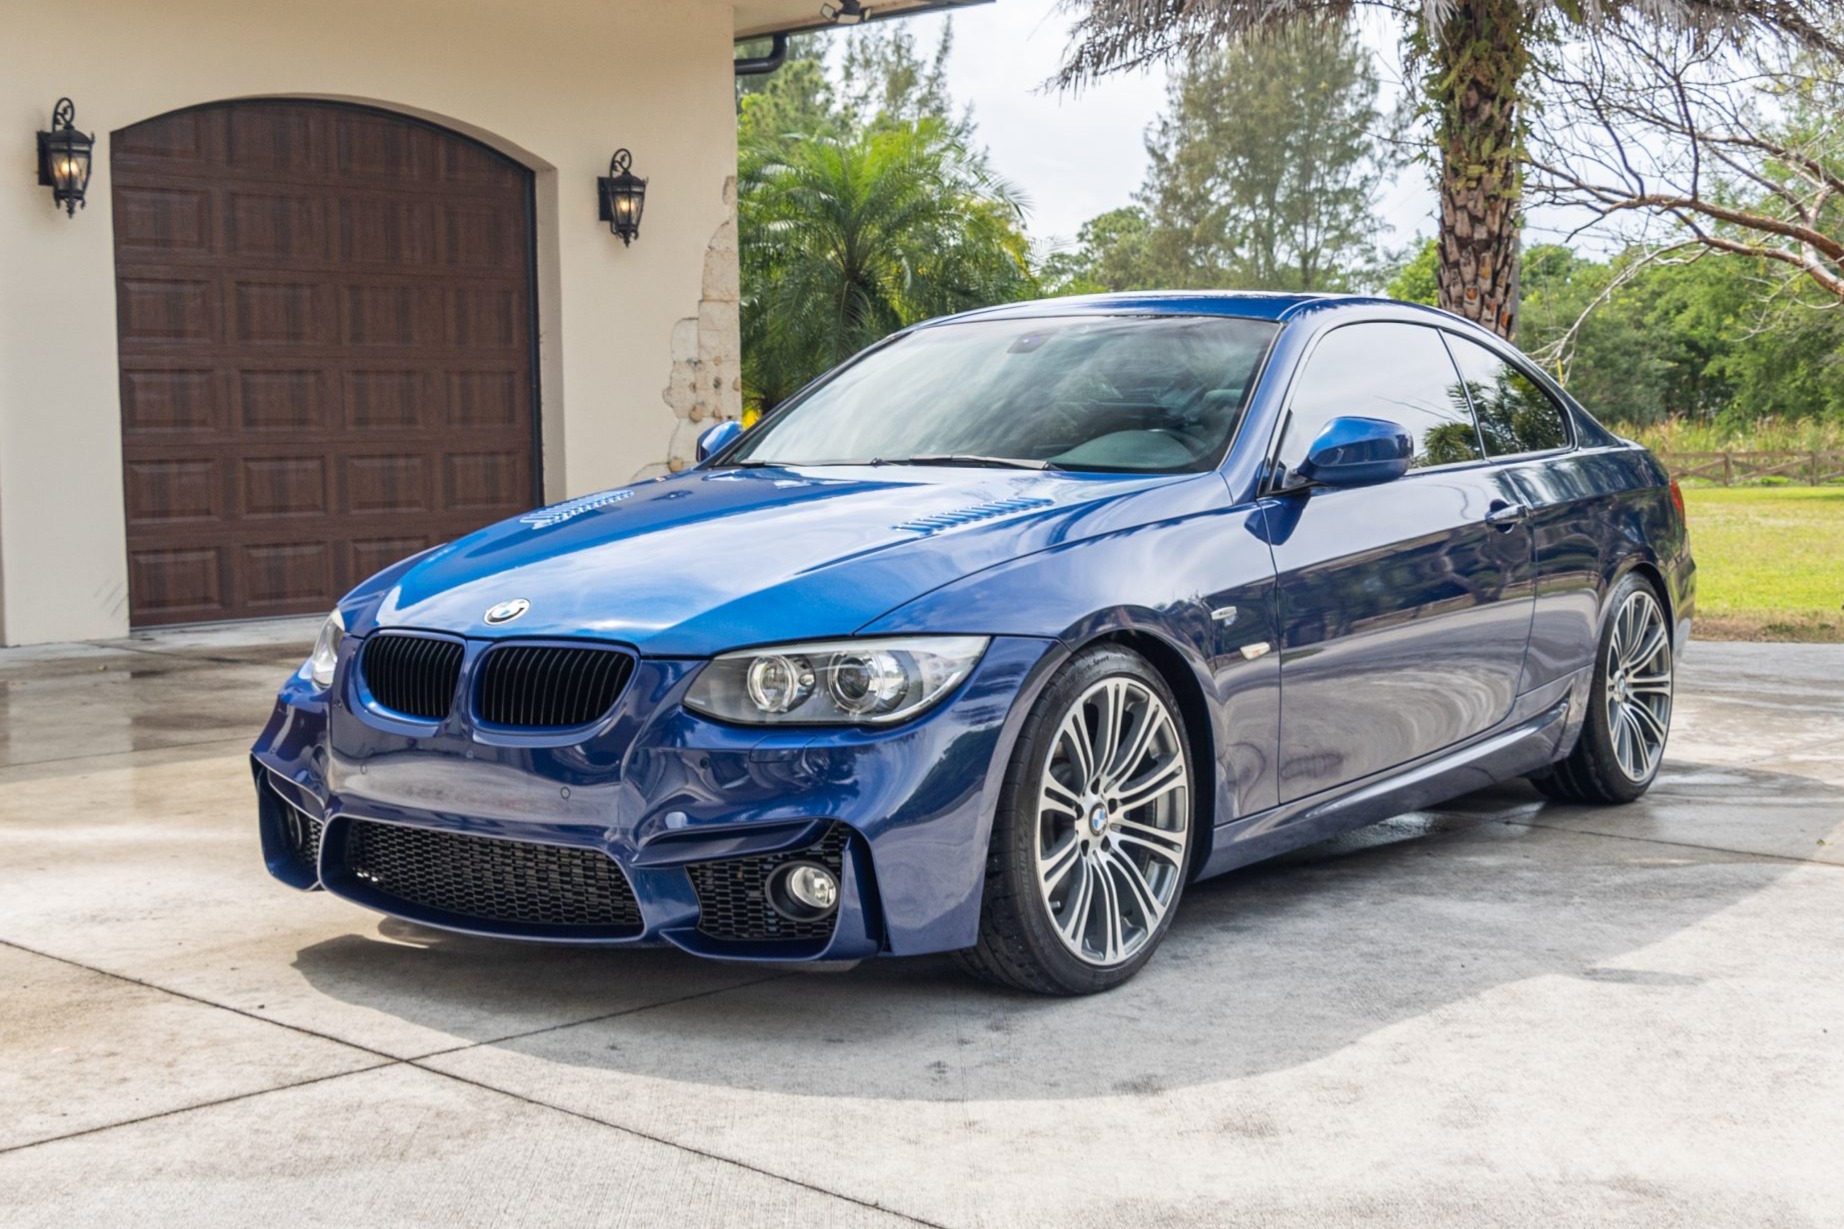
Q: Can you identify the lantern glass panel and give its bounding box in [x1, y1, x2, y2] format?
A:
[39, 100, 95, 216]
[598, 150, 647, 244]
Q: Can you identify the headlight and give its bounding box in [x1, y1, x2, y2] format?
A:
[685, 636, 989, 726]
[302, 609, 345, 688]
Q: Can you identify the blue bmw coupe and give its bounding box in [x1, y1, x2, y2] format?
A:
[253, 292, 1693, 994]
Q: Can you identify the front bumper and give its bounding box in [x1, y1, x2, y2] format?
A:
[252, 634, 1057, 960]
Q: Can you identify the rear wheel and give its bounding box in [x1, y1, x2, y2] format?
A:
[957, 646, 1193, 995]
[1533, 573, 1673, 804]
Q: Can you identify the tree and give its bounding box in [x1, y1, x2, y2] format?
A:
[1378, 234, 1844, 428]
[1511, 240, 1844, 428]
[835, 21, 968, 136]
[737, 20, 1039, 410]
[1047, 26, 1393, 293]
[1137, 24, 1394, 290]
[739, 119, 1037, 409]
[1386, 236, 1440, 304]
[1040, 206, 1158, 293]
[1054, 0, 1842, 341]
[1529, 28, 1844, 302]
[737, 40, 836, 142]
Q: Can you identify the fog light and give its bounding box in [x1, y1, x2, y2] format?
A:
[770, 860, 839, 921]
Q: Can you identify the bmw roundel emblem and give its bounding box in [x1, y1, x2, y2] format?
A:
[484, 598, 530, 626]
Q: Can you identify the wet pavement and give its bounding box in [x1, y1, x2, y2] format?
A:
[1, 625, 1840, 1227]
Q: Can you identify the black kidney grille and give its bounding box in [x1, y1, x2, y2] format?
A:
[362, 633, 463, 721]
[475, 644, 634, 729]
[687, 824, 850, 943]
[345, 820, 642, 934]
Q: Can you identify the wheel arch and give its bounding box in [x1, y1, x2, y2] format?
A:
[1613, 556, 1672, 629]
[1078, 627, 1219, 881]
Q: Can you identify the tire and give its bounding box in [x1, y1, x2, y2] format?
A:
[957, 645, 1195, 995]
[1532, 572, 1674, 805]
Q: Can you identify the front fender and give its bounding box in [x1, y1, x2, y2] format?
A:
[860, 491, 1283, 824]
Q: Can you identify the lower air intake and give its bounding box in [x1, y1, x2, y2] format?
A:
[687, 824, 850, 943]
[344, 820, 642, 935]
[284, 806, 325, 880]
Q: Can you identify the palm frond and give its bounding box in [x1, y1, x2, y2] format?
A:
[1054, 0, 1844, 92]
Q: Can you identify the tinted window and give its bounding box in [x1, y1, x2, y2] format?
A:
[1445, 334, 1570, 456]
[1278, 322, 1482, 476]
[732, 315, 1280, 473]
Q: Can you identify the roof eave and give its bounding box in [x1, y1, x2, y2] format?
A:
[735, 0, 992, 44]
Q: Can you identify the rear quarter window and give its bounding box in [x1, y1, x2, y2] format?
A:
[1444, 334, 1571, 456]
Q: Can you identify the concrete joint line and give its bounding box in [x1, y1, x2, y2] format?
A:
[0, 940, 944, 1226]
[400, 972, 795, 1064]
[107, 641, 293, 669]
[1499, 818, 1840, 868]
[0, 736, 253, 774]
[0, 1062, 401, 1157]
[404, 1059, 954, 1229]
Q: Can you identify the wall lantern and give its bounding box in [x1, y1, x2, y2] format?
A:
[597, 149, 647, 245]
[37, 98, 95, 217]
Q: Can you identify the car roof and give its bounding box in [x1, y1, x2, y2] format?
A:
[921, 290, 1356, 325]
[919, 290, 1484, 329]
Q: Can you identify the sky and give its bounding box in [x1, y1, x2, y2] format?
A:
[881, 1, 1443, 257]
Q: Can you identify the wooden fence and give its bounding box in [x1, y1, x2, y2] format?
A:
[1656, 450, 1844, 486]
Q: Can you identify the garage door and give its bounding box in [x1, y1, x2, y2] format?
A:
[111, 100, 539, 626]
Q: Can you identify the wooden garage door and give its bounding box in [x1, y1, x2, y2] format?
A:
[112, 101, 539, 626]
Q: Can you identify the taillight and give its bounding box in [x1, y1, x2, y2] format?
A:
[1668, 477, 1686, 521]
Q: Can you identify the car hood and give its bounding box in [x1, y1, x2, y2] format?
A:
[354, 465, 1221, 655]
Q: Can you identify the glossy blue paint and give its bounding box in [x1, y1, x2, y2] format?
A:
[1294, 416, 1414, 488]
[1260, 461, 1538, 800]
[695, 420, 743, 461]
[251, 291, 1694, 965]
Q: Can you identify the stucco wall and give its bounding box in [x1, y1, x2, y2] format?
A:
[0, 0, 742, 645]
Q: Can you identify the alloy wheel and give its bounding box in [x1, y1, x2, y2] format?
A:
[1034, 677, 1189, 967]
[1604, 588, 1673, 783]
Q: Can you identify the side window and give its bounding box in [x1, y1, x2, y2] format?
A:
[1278, 322, 1482, 476]
[1444, 334, 1570, 456]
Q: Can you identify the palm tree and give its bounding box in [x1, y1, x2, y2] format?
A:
[1054, 0, 1840, 340]
[739, 118, 1037, 410]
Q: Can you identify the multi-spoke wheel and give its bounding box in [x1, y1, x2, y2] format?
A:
[959, 645, 1193, 994]
[1036, 677, 1189, 967]
[1604, 587, 1673, 782]
[1533, 573, 1674, 805]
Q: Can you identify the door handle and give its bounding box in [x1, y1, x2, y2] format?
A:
[1484, 502, 1530, 530]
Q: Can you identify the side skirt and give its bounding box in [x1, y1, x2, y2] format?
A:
[1195, 667, 1588, 880]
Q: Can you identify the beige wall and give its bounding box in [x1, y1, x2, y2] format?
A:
[0, 0, 744, 645]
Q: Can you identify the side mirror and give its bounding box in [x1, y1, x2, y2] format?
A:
[696, 420, 745, 463]
[1294, 416, 1413, 488]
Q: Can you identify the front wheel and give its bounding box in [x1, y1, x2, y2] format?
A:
[957, 646, 1193, 995]
[1533, 573, 1674, 804]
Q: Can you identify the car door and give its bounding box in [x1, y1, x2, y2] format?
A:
[1442, 332, 1595, 694]
[1261, 321, 1537, 802]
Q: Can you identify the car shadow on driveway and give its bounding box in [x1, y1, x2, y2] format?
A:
[287, 760, 1834, 1099]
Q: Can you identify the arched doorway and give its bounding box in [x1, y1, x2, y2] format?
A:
[111, 100, 540, 626]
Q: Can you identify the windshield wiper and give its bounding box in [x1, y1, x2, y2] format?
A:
[874, 454, 1058, 471]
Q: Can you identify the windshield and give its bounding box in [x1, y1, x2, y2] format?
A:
[728, 314, 1281, 473]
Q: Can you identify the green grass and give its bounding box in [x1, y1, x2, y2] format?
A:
[1682, 487, 1844, 642]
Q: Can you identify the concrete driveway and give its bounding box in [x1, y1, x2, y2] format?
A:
[1, 626, 1840, 1228]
